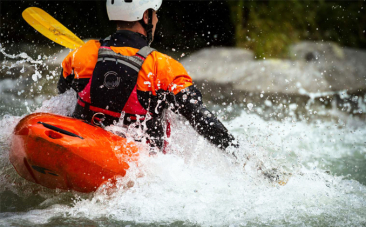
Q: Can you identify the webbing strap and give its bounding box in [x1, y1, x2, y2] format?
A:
[97, 46, 155, 71]
[97, 57, 140, 72]
[104, 36, 111, 41]
[100, 36, 112, 46]
[77, 98, 147, 121]
[136, 46, 155, 58]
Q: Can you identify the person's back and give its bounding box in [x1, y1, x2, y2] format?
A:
[58, 0, 237, 152]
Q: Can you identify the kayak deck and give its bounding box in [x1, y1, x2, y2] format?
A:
[10, 113, 139, 192]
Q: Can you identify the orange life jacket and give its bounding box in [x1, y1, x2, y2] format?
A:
[61, 31, 193, 124]
[59, 31, 237, 151]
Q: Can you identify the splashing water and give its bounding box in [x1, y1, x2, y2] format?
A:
[0, 90, 365, 226]
[0, 49, 366, 226]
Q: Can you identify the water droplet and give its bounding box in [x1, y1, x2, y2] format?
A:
[247, 103, 253, 110]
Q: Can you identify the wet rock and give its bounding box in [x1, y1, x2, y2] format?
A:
[329, 47, 366, 92]
[182, 49, 330, 94]
[182, 47, 254, 82]
[230, 59, 329, 94]
[181, 43, 366, 95]
[290, 42, 366, 93]
[289, 41, 345, 62]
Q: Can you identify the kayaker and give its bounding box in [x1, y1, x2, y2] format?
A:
[57, 0, 238, 152]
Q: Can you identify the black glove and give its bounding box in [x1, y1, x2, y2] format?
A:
[174, 85, 238, 150]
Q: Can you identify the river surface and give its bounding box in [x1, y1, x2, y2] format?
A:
[0, 47, 366, 226]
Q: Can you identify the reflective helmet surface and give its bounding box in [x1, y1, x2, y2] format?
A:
[107, 0, 162, 21]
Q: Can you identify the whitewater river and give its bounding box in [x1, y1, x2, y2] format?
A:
[0, 48, 366, 226]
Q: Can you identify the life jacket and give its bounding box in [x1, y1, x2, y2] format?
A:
[73, 36, 155, 125]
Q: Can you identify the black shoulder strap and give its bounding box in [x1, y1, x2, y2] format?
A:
[100, 36, 112, 47]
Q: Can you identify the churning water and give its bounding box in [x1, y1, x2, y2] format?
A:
[0, 47, 366, 226]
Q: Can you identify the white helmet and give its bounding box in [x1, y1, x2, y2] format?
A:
[107, 0, 162, 21]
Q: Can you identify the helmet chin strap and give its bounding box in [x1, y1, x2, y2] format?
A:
[139, 9, 154, 46]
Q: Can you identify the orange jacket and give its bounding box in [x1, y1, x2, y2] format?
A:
[61, 40, 193, 96]
[58, 31, 236, 151]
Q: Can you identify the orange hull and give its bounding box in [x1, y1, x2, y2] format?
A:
[9, 113, 139, 193]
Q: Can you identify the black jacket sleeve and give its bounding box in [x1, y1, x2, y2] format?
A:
[173, 85, 237, 150]
[57, 69, 74, 94]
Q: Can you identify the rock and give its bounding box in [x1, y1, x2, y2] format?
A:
[182, 48, 331, 94]
[182, 43, 366, 95]
[289, 41, 344, 62]
[231, 59, 330, 94]
[289, 42, 366, 93]
[182, 47, 254, 82]
[333, 47, 366, 91]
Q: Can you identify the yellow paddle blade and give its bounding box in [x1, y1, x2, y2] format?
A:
[22, 7, 84, 49]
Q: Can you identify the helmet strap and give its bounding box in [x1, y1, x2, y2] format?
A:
[138, 9, 154, 46]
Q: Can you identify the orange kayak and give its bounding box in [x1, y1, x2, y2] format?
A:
[9, 113, 139, 193]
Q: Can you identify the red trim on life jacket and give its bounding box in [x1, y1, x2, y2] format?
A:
[76, 48, 151, 121]
[99, 46, 112, 50]
[89, 106, 121, 118]
[77, 98, 149, 121]
[77, 99, 85, 107]
[122, 85, 148, 115]
[135, 55, 145, 61]
[78, 78, 92, 103]
[77, 99, 121, 118]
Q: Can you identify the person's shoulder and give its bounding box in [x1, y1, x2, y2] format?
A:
[150, 50, 189, 78]
[76, 39, 100, 53]
[63, 40, 100, 61]
[150, 50, 183, 67]
[151, 50, 174, 60]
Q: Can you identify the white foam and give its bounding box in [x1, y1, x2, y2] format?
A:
[0, 92, 366, 226]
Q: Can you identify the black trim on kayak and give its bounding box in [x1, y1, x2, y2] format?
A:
[37, 122, 84, 139]
[31, 165, 59, 176]
[23, 158, 39, 184]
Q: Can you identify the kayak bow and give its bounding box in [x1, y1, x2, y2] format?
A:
[10, 113, 139, 192]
